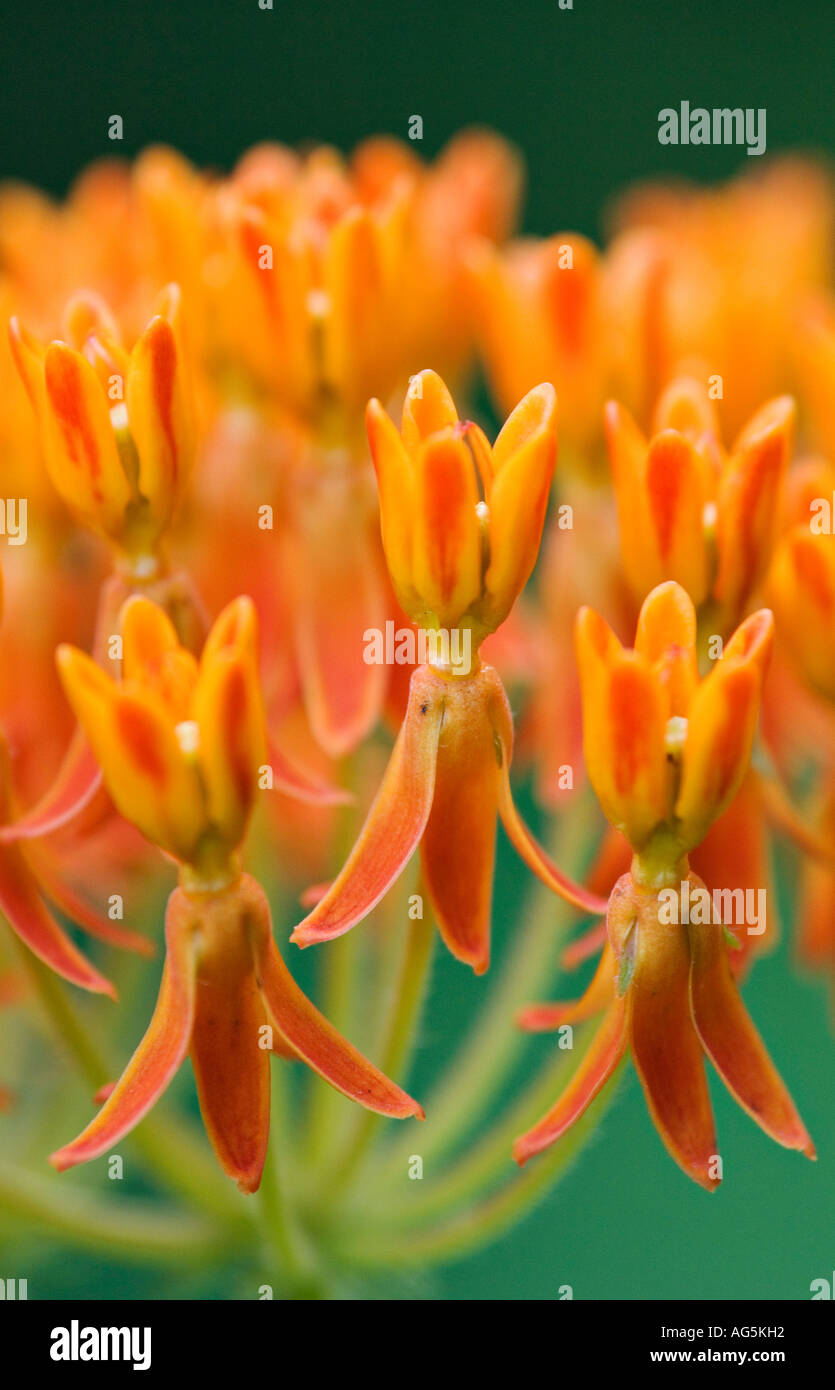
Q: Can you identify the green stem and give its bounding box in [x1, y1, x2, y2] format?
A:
[357, 1020, 601, 1228]
[318, 894, 435, 1197]
[347, 1069, 623, 1269]
[375, 793, 603, 1183]
[0, 1159, 233, 1264]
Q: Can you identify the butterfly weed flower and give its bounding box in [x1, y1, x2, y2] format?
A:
[606, 377, 795, 638]
[515, 581, 815, 1188]
[292, 369, 607, 975]
[10, 285, 194, 578]
[4, 285, 210, 842]
[51, 595, 422, 1193]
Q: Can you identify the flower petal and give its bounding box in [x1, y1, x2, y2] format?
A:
[483, 384, 556, 629]
[189, 908, 271, 1195]
[490, 663, 608, 914]
[628, 892, 719, 1191]
[291, 665, 444, 947]
[0, 731, 103, 842]
[289, 510, 388, 758]
[57, 644, 205, 862]
[0, 841, 115, 996]
[675, 661, 761, 849]
[689, 915, 815, 1157]
[50, 894, 197, 1170]
[43, 342, 131, 540]
[413, 432, 483, 626]
[127, 287, 194, 531]
[247, 876, 422, 1119]
[575, 606, 669, 849]
[513, 998, 627, 1165]
[419, 669, 502, 974]
[519, 942, 616, 1031]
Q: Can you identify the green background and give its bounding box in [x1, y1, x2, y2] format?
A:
[2, 0, 834, 1300]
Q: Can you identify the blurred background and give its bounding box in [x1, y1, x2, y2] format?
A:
[1, 0, 834, 1299]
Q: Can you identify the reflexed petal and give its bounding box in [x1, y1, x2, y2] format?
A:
[291, 666, 444, 947]
[419, 670, 502, 974]
[519, 942, 616, 1031]
[247, 876, 422, 1119]
[689, 916, 815, 1157]
[0, 731, 103, 842]
[0, 842, 115, 996]
[190, 935, 271, 1196]
[491, 664, 609, 914]
[23, 841, 154, 958]
[513, 998, 627, 1164]
[629, 894, 719, 1191]
[50, 896, 198, 1170]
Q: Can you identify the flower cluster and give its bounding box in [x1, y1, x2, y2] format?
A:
[0, 136, 831, 1236]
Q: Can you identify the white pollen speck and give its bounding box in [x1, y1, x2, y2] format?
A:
[307, 289, 330, 319]
[175, 720, 200, 756]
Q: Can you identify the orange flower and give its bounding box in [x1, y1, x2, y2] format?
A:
[575, 581, 772, 857]
[52, 596, 421, 1191]
[515, 582, 814, 1187]
[605, 158, 834, 438]
[292, 372, 606, 975]
[469, 233, 606, 459]
[768, 458, 835, 704]
[606, 378, 793, 630]
[9, 285, 194, 573]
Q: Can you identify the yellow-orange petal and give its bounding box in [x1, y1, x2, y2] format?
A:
[367, 396, 415, 601]
[412, 432, 483, 625]
[675, 661, 762, 849]
[575, 608, 669, 848]
[400, 368, 459, 452]
[127, 291, 194, 531]
[643, 429, 709, 604]
[57, 645, 205, 861]
[634, 579, 699, 718]
[483, 383, 557, 627]
[713, 396, 794, 622]
[43, 342, 132, 539]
